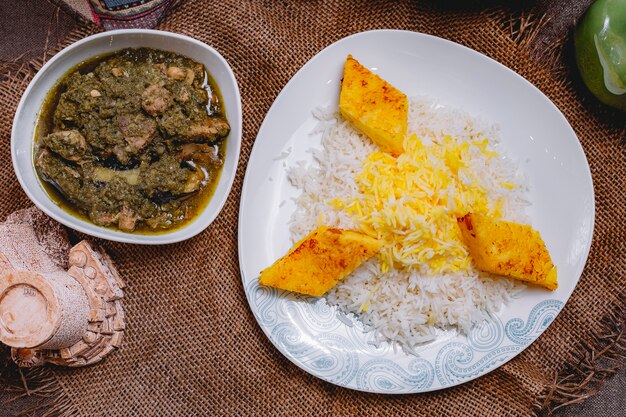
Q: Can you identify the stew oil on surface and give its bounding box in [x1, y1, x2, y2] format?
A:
[35, 48, 229, 234]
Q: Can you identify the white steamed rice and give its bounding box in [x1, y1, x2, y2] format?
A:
[287, 97, 529, 353]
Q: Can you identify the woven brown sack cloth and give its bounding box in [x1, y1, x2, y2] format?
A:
[1, 1, 625, 416]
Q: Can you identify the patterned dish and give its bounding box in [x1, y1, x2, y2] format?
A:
[238, 30, 594, 393]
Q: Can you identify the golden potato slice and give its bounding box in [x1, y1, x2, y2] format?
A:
[259, 226, 382, 296]
[457, 213, 558, 290]
[339, 55, 408, 156]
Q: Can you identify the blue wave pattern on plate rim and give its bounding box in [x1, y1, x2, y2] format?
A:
[246, 280, 564, 393]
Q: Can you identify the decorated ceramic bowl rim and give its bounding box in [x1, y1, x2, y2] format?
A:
[238, 29, 595, 393]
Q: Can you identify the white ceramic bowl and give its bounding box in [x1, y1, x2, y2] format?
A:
[12, 29, 242, 244]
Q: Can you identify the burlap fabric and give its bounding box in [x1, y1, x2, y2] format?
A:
[1, 1, 625, 416]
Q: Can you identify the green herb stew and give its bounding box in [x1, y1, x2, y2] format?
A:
[35, 48, 229, 233]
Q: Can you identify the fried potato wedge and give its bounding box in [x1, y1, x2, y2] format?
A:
[259, 226, 382, 296]
[457, 213, 558, 290]
[339, 55, 408, 156]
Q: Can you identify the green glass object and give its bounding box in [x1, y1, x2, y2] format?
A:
[575, 0, 626, 111]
